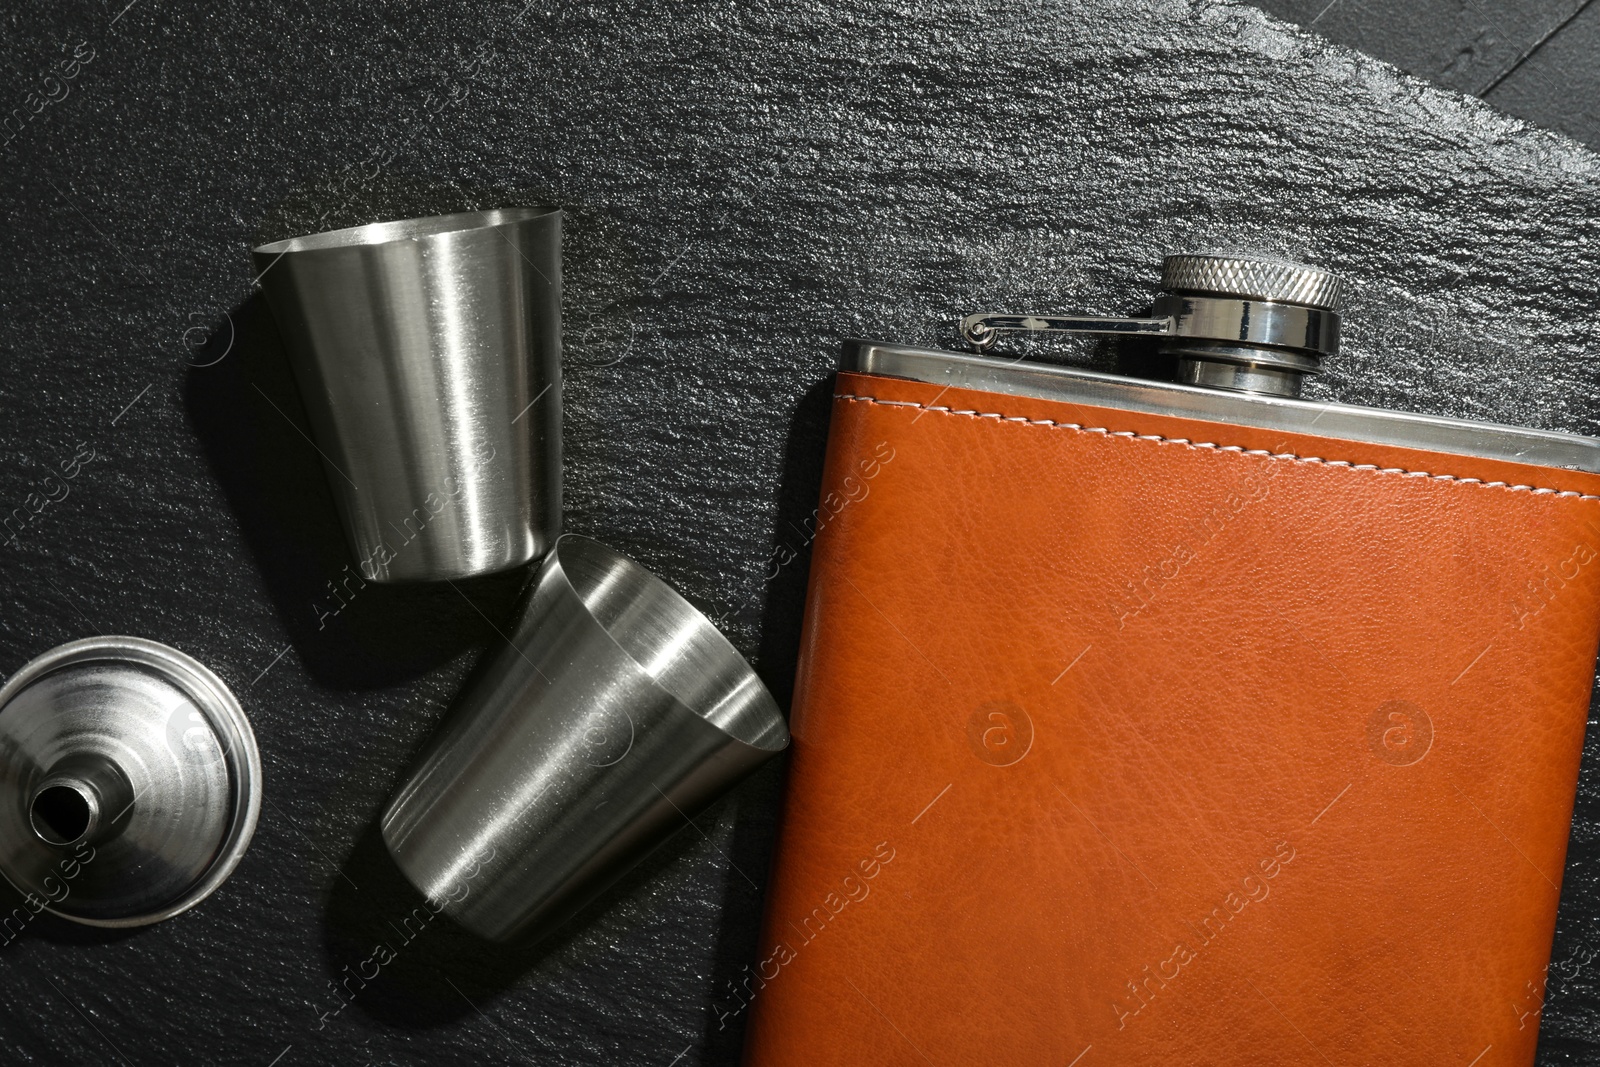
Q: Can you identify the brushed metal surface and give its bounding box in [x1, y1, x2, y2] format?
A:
[382, 536, 787, 944]
[0, 638, 260, 927]
[253, 208, 562, 583]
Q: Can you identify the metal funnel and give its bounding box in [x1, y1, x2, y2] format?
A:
[0, 638, 261, 927]
[252, 207, 561, 583]
[381, 535, 790, 944]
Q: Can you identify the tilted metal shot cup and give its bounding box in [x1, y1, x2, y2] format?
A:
[382, 536, 790, 943]
[253, 207, 561, 582]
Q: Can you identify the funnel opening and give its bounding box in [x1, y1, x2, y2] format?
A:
[30, 784, 95, 846]
[556, 537, 787, 752]
[0, 637, 263, 927]
[252, 206, 558, 255]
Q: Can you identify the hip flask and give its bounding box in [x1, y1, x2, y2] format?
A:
[742, 255, 1600, 1065]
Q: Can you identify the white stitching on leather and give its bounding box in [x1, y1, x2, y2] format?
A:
[833, 392, 1600, 503]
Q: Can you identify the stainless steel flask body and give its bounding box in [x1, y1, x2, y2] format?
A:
[253, 207, 561, 582]
[381, 536, 789, 944]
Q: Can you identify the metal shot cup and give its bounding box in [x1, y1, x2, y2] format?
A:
[252, 207, 561, 583]
[381, 536, 789, 943]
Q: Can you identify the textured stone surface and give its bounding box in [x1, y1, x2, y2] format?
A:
[1250, 0, 1600, 150]
[0, 0, 1595, 1062]
[1485, 1, 1600, 153]
[1249, 0, 1581, 96]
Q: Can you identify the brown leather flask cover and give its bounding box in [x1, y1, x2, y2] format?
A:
[741, 369, 1600, 1066]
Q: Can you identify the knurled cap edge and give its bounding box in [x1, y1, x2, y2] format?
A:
[1161, 254, 1345, 311]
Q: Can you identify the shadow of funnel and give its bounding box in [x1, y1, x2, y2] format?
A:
[252, 208, 561, 583]
[380, 536, 790, 945]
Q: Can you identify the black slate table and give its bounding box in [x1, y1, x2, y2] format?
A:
[0, 0, 1596, 1063]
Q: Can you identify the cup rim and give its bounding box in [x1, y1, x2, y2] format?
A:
[251, 206, 559, 256]
[552, 535, 789, 754]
